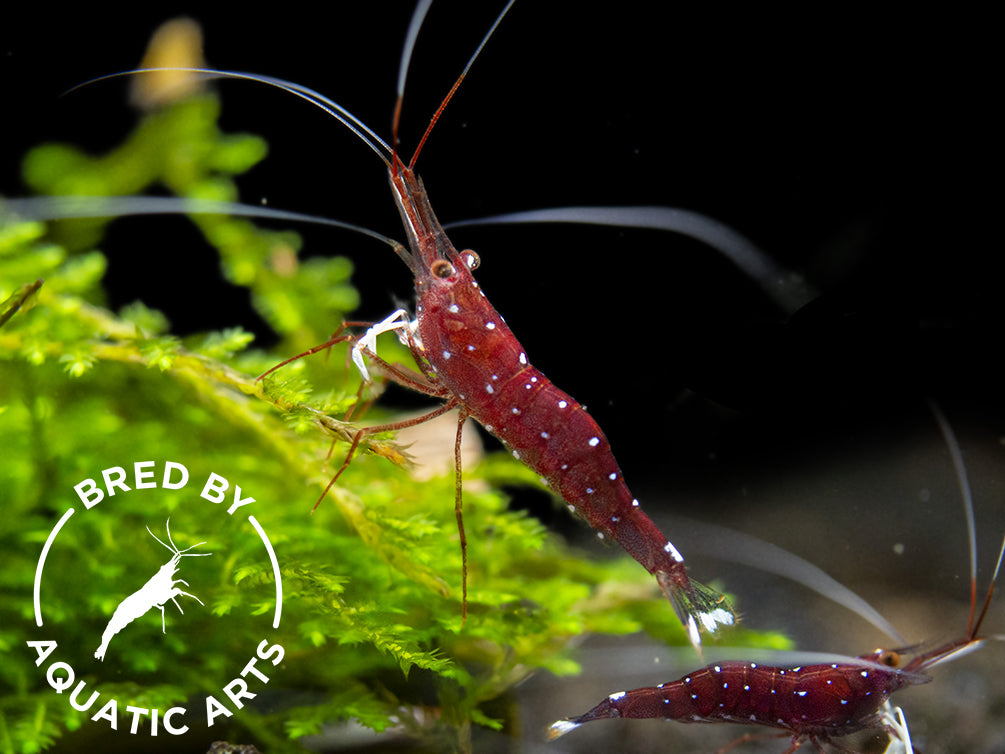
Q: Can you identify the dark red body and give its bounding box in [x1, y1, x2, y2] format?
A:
[389, 164, 732, 638]
[413, 229, 677, 578]
[573, 660, 911, 734]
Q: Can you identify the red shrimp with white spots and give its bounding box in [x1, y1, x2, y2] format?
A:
[384, 154, 734, 643]
[548, 405, 1004, 752]
[218, 0, 738, 644]
[547, 655, 922, 752]
[294, 0, 735, 645]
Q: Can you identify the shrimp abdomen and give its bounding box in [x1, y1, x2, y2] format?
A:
[564, 661, 909, 734]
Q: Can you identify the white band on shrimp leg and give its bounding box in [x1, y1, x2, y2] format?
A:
[352, 308, 411, 382]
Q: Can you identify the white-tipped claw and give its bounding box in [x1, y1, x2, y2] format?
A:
[352, 309, 411, 382]
[878, 701, 914, 754]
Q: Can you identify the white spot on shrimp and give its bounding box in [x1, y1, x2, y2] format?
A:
[684, 677, 692, 684]
[840, 699, 848, 705]
[691, 694, 697, 700]
[588, 437, 600, 447]
[795, 691, 808, 697]
[663, 541, 684, 562]
[459, 393, 466, 401]
[512, 407, 520, 415]
[525, 383, 533, 389]
[449, 304, 459, 313]
[611, 516, 619, 523]
[860, 671, 869, 678]
[540, 431, 550, 439]
[519, 352, 527, 365]
[485, 425, 494, 432]
[561, 463, 568, 470]
[442, 350, 452, 360]
[540, 477, 548, 486]
[744, 685, 750, 691]
[531, 376, 537, 383]
[467, 345, 475, 351]
[486, 322, 496, 330]
[486, 384, 495, 394]
[558, 400, 568, 409]
[723, 682, 729, 689]
[751, 663, 757, 669]
[567, 504, 576, 513]
[608, 691, 627, 702]
[713, 666, 722, 673]
[586, 488, 594, 494]
[596, 532, 604, 540]
[512, 450, 520, 460]
[608, 472, 617, 480]
[632, 498, 640, 507]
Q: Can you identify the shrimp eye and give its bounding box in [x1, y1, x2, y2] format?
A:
[431, 260, 455, 278]
[461, 250, 480, 270]
[879, 650, 901, 667]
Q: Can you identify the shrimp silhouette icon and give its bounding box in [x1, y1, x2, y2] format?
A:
[94, 519, 212, 661]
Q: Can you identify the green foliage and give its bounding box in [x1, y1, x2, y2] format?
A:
[0, 91, 787, 753]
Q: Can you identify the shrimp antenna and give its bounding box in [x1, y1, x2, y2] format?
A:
[447, 206, 818, 315]
[66, 68, 393, 167]
[394, 0, 518, 171]
[145, 518, 211, 557]
[927, 400, 980, 633]
[675, 516, 907, 645]
[1, 195, 407, 255]
[146, 522, 176, 555]
[2, 195, 423, 272]
[916, 400, 1005, 666]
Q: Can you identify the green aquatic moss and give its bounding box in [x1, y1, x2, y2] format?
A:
[0, 93, 786, 753]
